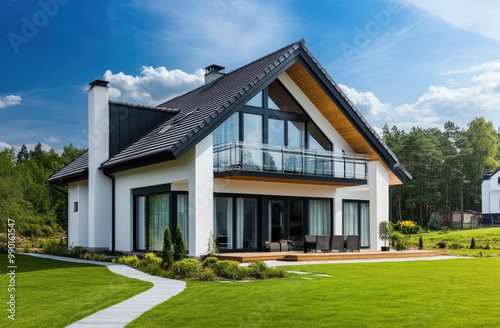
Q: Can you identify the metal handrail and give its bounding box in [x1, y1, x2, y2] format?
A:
[213, 141, 368, 179]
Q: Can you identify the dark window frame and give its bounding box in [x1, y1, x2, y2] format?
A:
[341, 199, 370, 248]
[73, 201, 78, 212]
[132, 184, 188, 252]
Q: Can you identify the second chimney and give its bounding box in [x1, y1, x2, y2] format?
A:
[204, 64, 225, 87]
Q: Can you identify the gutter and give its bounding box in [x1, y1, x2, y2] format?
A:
[49, 184, 68, 196]
[102, 169, 116, 253]
[49, 184, 69, 250]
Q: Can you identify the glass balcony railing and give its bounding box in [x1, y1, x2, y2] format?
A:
[213, 141, 368, 179]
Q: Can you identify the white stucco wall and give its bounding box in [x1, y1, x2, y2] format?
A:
[67, 180, 88, 248]
[368, 161, 389, 250]
[113, 148, 194, 252]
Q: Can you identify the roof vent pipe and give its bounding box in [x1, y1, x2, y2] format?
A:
[204, 64, 225, 88]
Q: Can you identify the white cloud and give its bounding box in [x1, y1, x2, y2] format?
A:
[133, 0, 292, 66]
[0, 142, 13, 150]
[104, 67, 205, 106]
[399, 0, 500, 43]
[45, 137, 60, 143]
[340, 58, 500, 130]
[0, 95, 22, 108]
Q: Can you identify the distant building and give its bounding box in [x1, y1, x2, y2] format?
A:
[440, 210, 480, 228]
[482, 167, 500, 225]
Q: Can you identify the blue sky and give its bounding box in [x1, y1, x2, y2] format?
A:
[1, 0, 499, 152]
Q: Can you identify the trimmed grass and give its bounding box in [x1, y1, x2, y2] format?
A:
[128, 257, 500, 327]
[1, 254, 152, 328]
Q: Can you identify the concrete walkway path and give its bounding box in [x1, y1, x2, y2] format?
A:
[25, 253, 186, 328]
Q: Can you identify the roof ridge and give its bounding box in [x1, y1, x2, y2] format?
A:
[157, 39, 303, 108]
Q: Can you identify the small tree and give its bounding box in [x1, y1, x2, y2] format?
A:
[378, 221, 391, 248]
[418, 236, 423, 250]
[470, 237, 476, 249]
[427, 213, 441, 231]
[173, 224, 187, 261]
[162, 227, 174, 270]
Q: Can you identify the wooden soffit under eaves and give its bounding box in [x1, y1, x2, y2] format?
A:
[285, 61, 402, 185]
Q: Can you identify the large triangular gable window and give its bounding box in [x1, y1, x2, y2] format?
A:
[212, 79, 332, 152]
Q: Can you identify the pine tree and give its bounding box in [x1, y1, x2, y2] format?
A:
[470, 237, 476, 249]
[173, 224, 187, 261]
[418, 236, 423, 250]
[162, 227, 174, 269]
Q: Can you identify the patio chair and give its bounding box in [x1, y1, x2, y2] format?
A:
[304, 235, 317, 253]
[266, 241, 281, 252]
[346, 235, 360, 252]
[316, 235, 330, 252]
[331, 235, 345, 252]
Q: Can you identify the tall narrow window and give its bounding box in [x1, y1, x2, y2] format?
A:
[343, 201, 359, 236]
[212, 112, 239, 146]
[147, 194, 170, 251]
[243, 113, 263, 170]
[266, 118, 285, 171]
[136, 196, 146, 250]
[177, 194, 189, 250]
[214, 197, 233, 250]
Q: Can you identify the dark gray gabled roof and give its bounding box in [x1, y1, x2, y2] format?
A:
[101, 40, 303, 169]
[101, 39, 411, 183]
[46, 149, 88, 185]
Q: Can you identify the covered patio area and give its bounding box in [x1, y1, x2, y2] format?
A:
[215, 249, 447, 263]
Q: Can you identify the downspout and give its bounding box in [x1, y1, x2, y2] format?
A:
[49, 184, 69, 249]
[102, 169, 116, 253]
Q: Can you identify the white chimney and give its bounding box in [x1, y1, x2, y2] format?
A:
[87, 80, 112, 251]
[204, 64, 225, 88]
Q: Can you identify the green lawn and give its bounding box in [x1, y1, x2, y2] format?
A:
[407, 227, 500, 256]
[0, 254, 152, 328]
[128, 257, 500, 328]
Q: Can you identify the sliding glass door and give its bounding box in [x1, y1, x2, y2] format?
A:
[135, 193, 170, 251]
[343, 200, 370, 247]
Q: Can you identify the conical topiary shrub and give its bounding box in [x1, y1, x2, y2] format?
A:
[419, 236, 423, 250]
[162, 227, 174, 270]
[470, 237, 476, 249]
[173, 224, 187, 261]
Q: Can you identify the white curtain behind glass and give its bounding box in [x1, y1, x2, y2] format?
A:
[343, 201, 358, 236]
[360, 202, 370, 247]
[177, 194, 189, 251]
[148, 194, 170, 251]
[236, 198, 244, 249]
[309, 200, 331, 235]
[136, 196, 146, 250]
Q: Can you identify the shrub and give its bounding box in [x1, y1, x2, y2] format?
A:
[248, 261, 270, 279]
[173, 224, 187, 261]
[440, 226, 449, 234]
[202, 256, 219, 269]
[124, 255, 139, 267]
[199, 267, 217, 281]
[427, 213, 441, 230]
[162, 227, 174, 270]
[144, 252, 162, 265]
[396, 241, 407, 251]
[391, 232, 403, 242]
[470, 238, 476, 249]
[418, 236, 423, 250]
[397, 221, 421, 234]
[173, 259, 200, 279]
[214, 260, 247, 280]
[436, 241, 447, 249]
[450, 243, 462, 249]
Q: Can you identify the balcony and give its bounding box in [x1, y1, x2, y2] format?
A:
[213, 141, 368, 181]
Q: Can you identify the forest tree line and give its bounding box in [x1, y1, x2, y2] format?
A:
[0, 143, 84, 237]
[383, 117, 500, 227]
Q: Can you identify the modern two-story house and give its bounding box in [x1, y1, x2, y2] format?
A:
[47, 40, 411, 256]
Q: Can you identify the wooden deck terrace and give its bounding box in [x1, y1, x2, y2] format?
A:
[215, 249, 447, 263]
